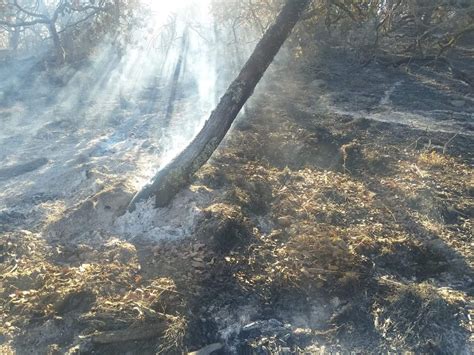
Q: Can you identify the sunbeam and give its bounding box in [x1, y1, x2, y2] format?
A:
[2, 1, 471, 353]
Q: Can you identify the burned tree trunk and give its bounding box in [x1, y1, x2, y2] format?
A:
[48, 23, 65, 63]
[128, 0, 311, 211]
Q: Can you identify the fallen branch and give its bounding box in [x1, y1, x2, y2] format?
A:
[90, 324, 166, 344]
[188, 343, 223, 355]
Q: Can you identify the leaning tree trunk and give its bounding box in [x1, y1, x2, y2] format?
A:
[128, 0, 311, 211]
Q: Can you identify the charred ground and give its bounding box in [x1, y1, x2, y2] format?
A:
[1, 48, 473, 354]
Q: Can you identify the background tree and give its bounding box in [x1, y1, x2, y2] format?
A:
[0, 0, 138, 62]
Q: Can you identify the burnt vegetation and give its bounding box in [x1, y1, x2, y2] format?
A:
[0, 0, 473, 354]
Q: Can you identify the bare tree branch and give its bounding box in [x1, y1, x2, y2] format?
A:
[12, 0, 48, 20]
[0, 18, 50, 27]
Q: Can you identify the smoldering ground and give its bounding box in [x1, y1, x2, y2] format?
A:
[1, 1, 473, 354]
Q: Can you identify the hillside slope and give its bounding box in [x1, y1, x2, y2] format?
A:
[1, 51, 473, 353]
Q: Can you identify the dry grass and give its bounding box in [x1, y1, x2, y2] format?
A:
[1, 68, 473, 354]
[374, 281, 469, 353]
[0, 230, 187, 353]
[417, 150, 451, 168]
[195, 75, 473, 351]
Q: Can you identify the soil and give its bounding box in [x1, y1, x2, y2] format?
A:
[1, 47, 473, 354]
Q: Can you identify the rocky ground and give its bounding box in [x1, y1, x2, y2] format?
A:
[0, 49, 473, 354]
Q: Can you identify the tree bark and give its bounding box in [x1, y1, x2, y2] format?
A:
[127, 0, 311, 211]
[48, 22, 65, 63]
[9, 28, 20, 53]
